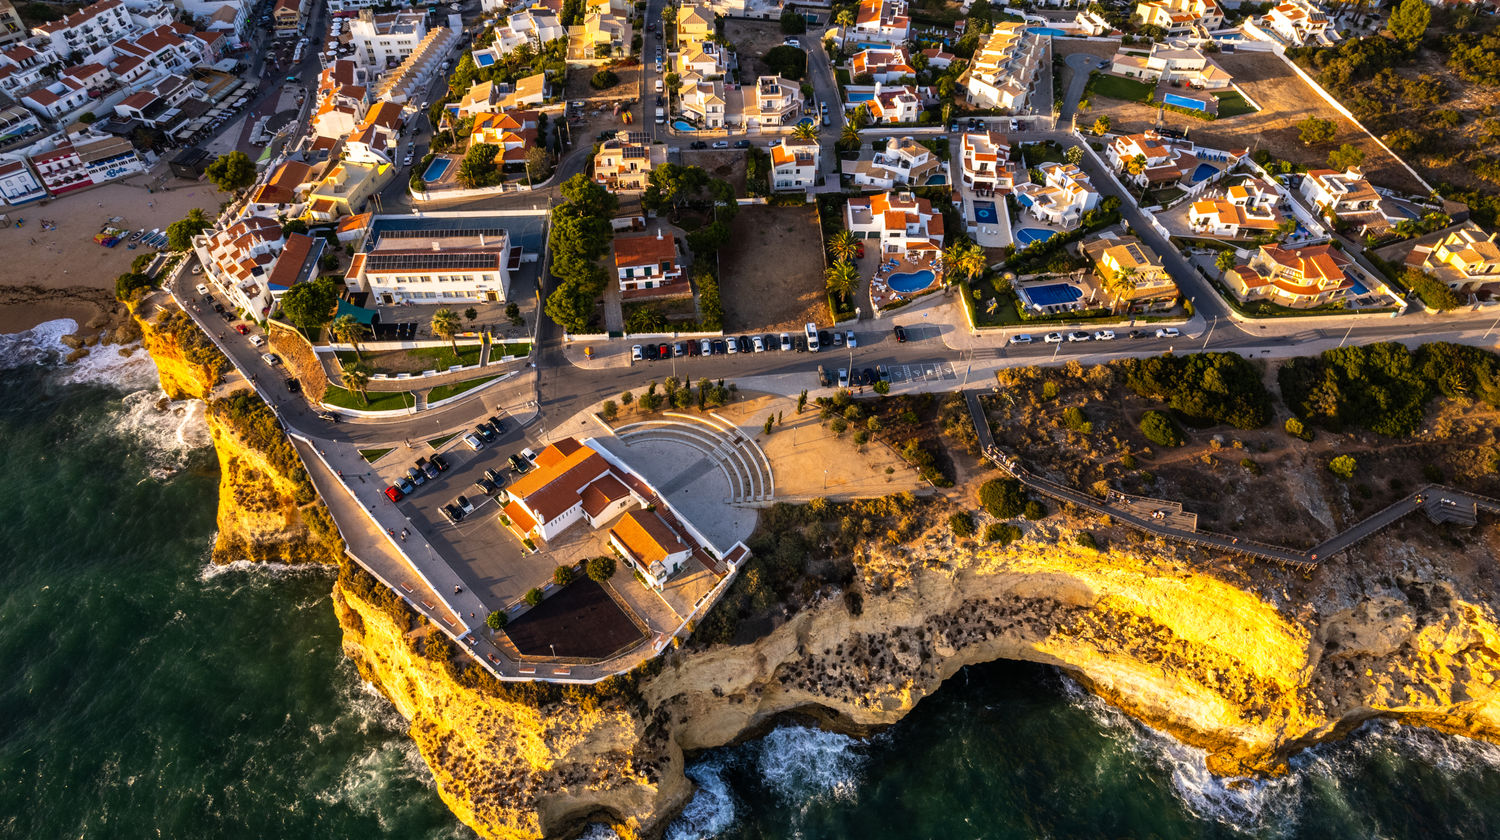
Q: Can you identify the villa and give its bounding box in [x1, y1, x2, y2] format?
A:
[770, 136, 820, 191]
[676, 1, 715, 41]
[461, 81, 501, 116]
[850, 45, 916, 83]
[678, 75, 725, 128]
[1133, 0, 1225, 37]
[851, 0, 910, 44]
[1109, 42, 1233, 89]
[1014, 163, 1099, 229]
[845, 191, 945, 261]
[1107, 130, 1244, 188]
[1082, 234, 1180, 313]
[613, 230, 686, 299]
[577, 12, 630, 56]
[1408, 224, 1500, 295]
[678, 39, 730, 78]
[343, 222, 516, 304]
[477, 8, 564, 57]
[744, 75, 800, 127]
[1226, 243, 1361, 307]
[960, 130, 1015, 195]
[593, 130, 668, 193]
[960, 22, 1041, 111]
[470, 109, 540, 165]
[843, 135, 938, 189]
[1075, 9, 1112, 36]
[194, 218, 324, 318]
[865, 83, 924, 124]
[1262, 0, 1336, 47]
[1188, 176, 1282, 237]
[1297, 166, 1387, 226]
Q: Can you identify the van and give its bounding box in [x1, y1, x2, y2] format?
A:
[654, 78, 663, 93]
[805, 321, 820, 351]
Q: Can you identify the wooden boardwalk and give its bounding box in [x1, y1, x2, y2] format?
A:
[965, 390, 1497, 567]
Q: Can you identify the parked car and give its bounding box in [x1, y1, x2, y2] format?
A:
[832, 331, 844, 347]
[737, 336, 752, 354]
[430, 454, 450, 472]
[701, 338, 714, 355]
[196, 283, 210, 295]
[711, 140, 729, 149]
[463, 433, 484, 451]
[784, 37, 800, 47]
[794, 335, 808, 352]
[441, 503, 463, 524]
[475, 476, 498, 494]
[455, 495, 474, 515]
[733, 139, 750, 148]
[752, 335, 765, 352]
[249, 334, 266, 347]
[690, 140, 707, 149]
[837, 368, 850, 388]
[1093, 330, 1116, 341]
[893, 324, 907, 342]
[262, 353, 281, 365]
[726, 337, 738, 354]
[1127, 329, 1147, 339]
[419, 460, 438, 479]
[779, 332, 792, 351]
[631, 344, 644, 361]
[860, 368, 877, 386]
[818, 330, 833, 348]
[396, 477, 415, 495]
[711, 338, 727, 355]
[1008, 333, 1033, 345]
[483, 467, 506, 487]
[489, 415, 506, 433]
[407, 466, 426, 486]
[402, 154, 413, 166]
[475, 423, 496, 442]
[508, 453, 530, 473]
[846, 330, 857, 348]
[817, 365, 832, 387]
[384, 485, 404, 502]
[235, 324, 248, 335]
[1155, 327, 1180, 338]
[674, 340, 689, 357]
[1067, 331, 1091, 342]
[317, 411, 340, 423]
[1043, 332, 1064, 343]
[283, 378, 300, 393]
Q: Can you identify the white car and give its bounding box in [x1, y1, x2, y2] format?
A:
[261, 352, 281, 365]
[191, 264, 203, 275]
[1008, 333, 1033, 345]
[711, 140, 729, 149]
[1067, 331, 1092, 342]
[249, 335, 266, 347]
[1043, 332, 1064, 343]
[726, 337, 738, 354]
[752, 335, 765, 352]
[779, 332, 792, 351]
[631, 344, 643, 361]
[837, 368, 849, 388]
[784, 38, 801, 48]
[846, 330, 857, 348]
[1093, 330, 1116, 341]
[195, 283, 210, 296]
[701, 338, 714, 355]
[463, 433, 485, 451]
[403, 154, 413, 166]
[1155, 327, 1181, 338]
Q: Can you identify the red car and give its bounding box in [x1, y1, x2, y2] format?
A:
[854, 242, 865, 259]
[235, 324, 248, 335]
[384, 485, 404, 502]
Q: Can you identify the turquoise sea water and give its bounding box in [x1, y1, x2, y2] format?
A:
[4, 321, 1500, 840]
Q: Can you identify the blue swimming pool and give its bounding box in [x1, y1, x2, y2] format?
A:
[974, 200, 999, 224]
[1026, 283, 1083, 307]
[887, 269, 936, 294]
[1027, 26, 1065, 36]
[1349, 277, 1369, 295]
[848, 92, 874, 103]
[474, 52, 495, 67]
[854, 42, 887, 50]
[1163, 92, 1207, 112]
[672, 120, 697, 132]
[1395, 204, 1420, 220]
[1015, 228, 1055, 246]
[422, 157, 451, 183]
[797, 116, 814, 128]
[1190, 163, 1218, 183]
[925, 174, 947, 185]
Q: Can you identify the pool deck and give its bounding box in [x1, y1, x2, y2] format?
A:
[870, 250, 945, 311]
[958, 181, 1013, 249]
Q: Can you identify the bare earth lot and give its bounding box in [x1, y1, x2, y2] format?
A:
[718, 204, 827, 332]
[679, 147, 748, 194]
[723, 19, 791, 80]
[1084, 50, 1424, 194]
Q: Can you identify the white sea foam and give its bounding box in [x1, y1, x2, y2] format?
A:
[664, 755, 738, 840]
[198, 558, 334, 584]
[752, 724, 867, 805]
[108, 389, 211, 467]
[60, 340, 161, 391]
[577, 824, 623, 840]
[0, 317, 73, 369]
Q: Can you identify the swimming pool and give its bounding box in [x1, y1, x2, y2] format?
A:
[422, 157, 451, 183]
[847, 92, 874, 103]
[1163, 92, 1207, 111]
[1015, 228, 1055, 246]
[887, 269, 936, 294]
[854, 42, 888, 50]
[1349, 277, 1369, 295]
[1024, 283, 1083, 307]
[974, 201, 999, 224]
[924, 174, 946, 185]
[797, 116, 814, 128]
[672, 120, 697, 132]
[1190, 163, 1218, 183]
[1027, 26, 1065, 36]
[474, 52, 495, 67]
[1395, 205, 1420, 220]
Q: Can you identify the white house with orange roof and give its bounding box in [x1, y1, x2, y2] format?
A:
[845, 191, 945, 261]
[850, 45, 915, 83]
[1298, 167, 1383, 218]
[771, 136, 819, 191]
[1188, 176, 1282, 237]
[960, 130, 1013, 195]
[31, 0, 135, 61]
[0, 0, 26, 49]
[193, 216, 286, 316]
[247, 160, 316, 217]
[861, 82, 922, 124]
[609, 510, 693, 588]
[1015, 162, 1099, 229]
[502, 438, 648, 544]
[843, 135, 938, 189]
[613, 229, 685, 298]
[960, 22, 1041, 111]
[0, 44, 46, 95]
[852, 0, 909, 43]
[1133, 0, 1224, 37]
[920, 47, 955, 70]
[470, 109, 539, 165]
[1263, 0, 1336, 47]
[1408, 224, 1500, 294]
[1107, 130, 1248, 187]
[1226, 243, 1359, 307]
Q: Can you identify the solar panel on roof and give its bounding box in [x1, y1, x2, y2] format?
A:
[376, 227, 508, 242]
[364, 252, 497, 271]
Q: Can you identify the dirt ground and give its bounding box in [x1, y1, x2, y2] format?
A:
[679, 147, 748, 194]
[718, 204, 827, 331]
[0, 175, 225, 333]
[563, 65, 646, 137]
[723, 19, 794, 80]
[1081, 50, 1425, 195]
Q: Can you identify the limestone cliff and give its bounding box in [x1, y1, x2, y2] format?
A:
[137, 308, 227, 401]
[334, 516, 1500, 839]
[205, 392, 344, 565]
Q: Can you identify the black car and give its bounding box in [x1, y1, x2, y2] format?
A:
[489, 414, 507, 433]
[483, 467, 506, 486]
[643, 344, 660, 360]
[508, 453, 530, 473]
[893, 324, 907, 342]
[475, 476, 498, 494]
[737, 336, 752, 354]
[441, 503, 464, 524]
[733, 139, 750, 148]
[711, 339, 727, 355]
[818, 330, 833, 347]
[690, 140, 707, 149]
[284, 378, 301, 393]
[794, 335, 808, 352]
[476, 424, 497, 442]
[1128, 329, 1148, 339]
[316, 411, 340, 423]
[430, 454, 450, 472]
[860, 368, 877, 386]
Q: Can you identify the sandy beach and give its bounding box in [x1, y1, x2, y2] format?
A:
[0, 171, 225, 334]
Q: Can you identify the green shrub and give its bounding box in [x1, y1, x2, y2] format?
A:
[984, 522, 1023, 545]
[1329, 454, 1358, 480]
[1119, 353, 1271, 429]
[590, 69, 619, 89]
[978, 477, 1027, 518]
[586, 555, 616, 582]
[1139, 410, 1184, 447]
[1023, 500, 1047, 520]
[948, 511, 976, 537]
[1240, 457, 1262, 475]
[1075, 531, 1098, 550]
[1284, 416, 1314, 441]
[524, 587, 544, 606]
[486, 611, 508, 630]
[553, 566, 575, 586]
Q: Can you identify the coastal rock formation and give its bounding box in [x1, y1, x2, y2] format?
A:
[205, 392, 344, 565]
[335, 518, 1500, 839]
[137, 308, 227, 401]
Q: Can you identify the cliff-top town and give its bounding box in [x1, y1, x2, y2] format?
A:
[9, 0, 1500, 833]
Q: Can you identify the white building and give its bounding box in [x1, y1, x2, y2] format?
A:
[483, 8, 564, 55]
[349, 8, 426, 71]
[849, 45, 915, 83]
[852, 0, 910, 44]
[961, 22, 1041, 111]
[344, 224, 515, 305]
[193, 216, 287, 317]
[771, 136, 820, 191]
[32, 0, 135, 62]
[1109, 42, 1233, 89]
[1263, 0, 1336, 47]
[1188, 176, 1282, 237]
[843, 135, 939, 189]
[1014, 162, 1099, 229]
[501, 437, 647, 544]
[844, 191, 945, 260]
[1133, 0, 1225, 37]
[959, 130, 1013, 195]
[0, 158, 45, 205]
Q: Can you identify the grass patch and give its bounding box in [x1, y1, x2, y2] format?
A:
[334, 344, 482, 374]
[1214, 90, 1257, 118]
[427, 374, 502, 403]
[495, 341, 531, 358]
[1087, 72, 1154, 103]
[359, 447, 394, 463]
[426, 433, 458, 448]
[1021, 140, 1067, 167]
[322, 387, 415, 412]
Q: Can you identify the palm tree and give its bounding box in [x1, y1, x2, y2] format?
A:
[839, 121, 860, 150]
[792, 121, 818, 141]
[835, 8, 854, 46]
[1105, 266, 1139, 311]
[827, 229, 859, 263]
[944, 242, 987, 287]
[825, 260, 859, 297]
[1126, 154, 1147, 176]
[340, 362, 371, 406]
[430, 308, 461, 357]
[330, 314, 367, 360]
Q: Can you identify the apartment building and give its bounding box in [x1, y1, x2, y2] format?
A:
[373, 24, 455, 106]
[32, 0, 135, 60]
[343, 225, 513, 304]
[960, 130, 1013, 195]
[961, 22, 1040, 111]
[194, 216, 287, 317]
[771, 136, 819, 191]
[593, 130, 667, 192]
[0, 0, 26, 48]
[349, 8, 425, 70]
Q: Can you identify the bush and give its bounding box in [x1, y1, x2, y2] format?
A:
[1075, 531, 1098, 550]
[948, 511, 976, 537]
[590, 69, 619, 89]
[600, 399, 618, 421]
[1139, 410, 1184, 447]
[764, 45, 807, 79]
[1329, 454, 1358, 480]
[1284, 416, 1314, 441]
[586, 555, 616, 582]
[1119, 353, 1271, 429]
[1023, 500, 1047, 520]
[978, 477, 1027, 518]
[1240, 457, 1262, 475]
[1279, 343, 1433, 437]
[984, 522, 1023, 545]
[524, 587, 544, 606]
[553, 565, 575, 586]
[486, 611, 508, 630]
[1402, 268, 1461, 312]
[779, 4, 806, 33]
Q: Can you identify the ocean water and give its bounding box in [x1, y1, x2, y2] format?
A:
[4, 321, 1500, 840]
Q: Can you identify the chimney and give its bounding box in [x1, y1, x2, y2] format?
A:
[656, 228, 663, 240]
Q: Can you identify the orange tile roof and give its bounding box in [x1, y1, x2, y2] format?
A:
[508, 439, 612, 524]
[532, 437, 582, 469]
[503, 499, 537, 534]
[610, 509, 688, 568]
[580, 473, 630, 518]
[613, 233, 677, 268]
